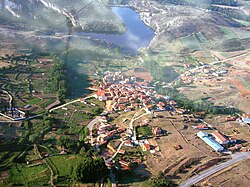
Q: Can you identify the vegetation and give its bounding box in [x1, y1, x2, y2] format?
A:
[8, 164, 50, 186]
[156, 85, 240, 114]
[143, 59, 179, 83]
[49, 56, 68, 100]
[146, 172, 176, 187]
[74, 154, 108, 183]
[136, 126, 153, 139]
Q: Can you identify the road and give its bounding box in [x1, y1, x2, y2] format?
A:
[179, 152, 250, 187]
[129, 109, 151, 140]
[105, 141, 125, 163]
[49, 99, 80, 112]
[49, 94, 95, 113]
[87, 116, 102, 146]
[1, 89, 13, 108]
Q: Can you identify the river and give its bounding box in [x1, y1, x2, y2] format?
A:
[82, 7, 155, 53]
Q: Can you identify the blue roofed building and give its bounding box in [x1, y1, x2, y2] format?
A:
[197, 131, 224, 152]
[242, 118, 250, 124]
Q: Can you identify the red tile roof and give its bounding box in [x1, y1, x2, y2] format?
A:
[212, 131, 228, 142]
[96, 90, 105, 96]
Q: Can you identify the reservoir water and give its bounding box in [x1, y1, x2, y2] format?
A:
[82, 7, 155, 53]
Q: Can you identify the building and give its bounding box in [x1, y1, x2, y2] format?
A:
[212, 131, 229, 145]
[197, 131, 224, 152]
[192, 124, 209, 130]
[152, 126, 163, 136]
[242, 118, 250, 124]
[141, 143, 151, 151]
[95, 90, 107, 101]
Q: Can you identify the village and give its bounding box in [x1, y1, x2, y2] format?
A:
[0, 55, 250, 185]
[86, 71, 250, 173]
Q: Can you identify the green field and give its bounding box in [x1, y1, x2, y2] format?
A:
[233, 19, 250, 26]
[195, 32, 211, 48]
[231, 28, 250, 39]
[136, 126, 153, 138]
[220, 26, 238, 39]
[49, 155, 84, 177]
[180, 34, 203, 51]
[8, 164, 50, 185]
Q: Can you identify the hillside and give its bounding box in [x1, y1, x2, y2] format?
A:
[0, 0, 125, 33]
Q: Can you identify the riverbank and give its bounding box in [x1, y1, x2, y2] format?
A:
[128, 0, 160, 50]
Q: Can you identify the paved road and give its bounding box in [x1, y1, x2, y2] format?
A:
[129, 109, 151, 139]
[49, 99, 80, 112]
[105, 141, 125, 163]
[49, 94, 95, 112]
[179, 152, 250, 187]
[87, 116, 101, 145]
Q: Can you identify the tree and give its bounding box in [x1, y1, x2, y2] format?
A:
[92, 108, 102, 116]
[74, 155, 108, 183]
[147, 172, 175, 187]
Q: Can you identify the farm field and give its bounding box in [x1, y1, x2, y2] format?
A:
[125, 67, 153, 81]
[144, 111, 219, 184]
[231, 78, 250, 96]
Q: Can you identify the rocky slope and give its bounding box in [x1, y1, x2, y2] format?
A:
[130, 0, 245, 40]
[0, 0, 125, 33]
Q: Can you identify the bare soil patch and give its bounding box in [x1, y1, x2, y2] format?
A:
[0, 61, 11, 68]
[199, 160, 250, 187]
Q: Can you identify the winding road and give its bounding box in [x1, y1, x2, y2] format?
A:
[179, 152, 250, 187]
[87, 116, 102, 146]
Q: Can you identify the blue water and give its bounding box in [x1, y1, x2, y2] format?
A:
[82, 7, 155, 53]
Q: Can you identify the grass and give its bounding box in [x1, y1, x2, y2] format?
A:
[195, 32, 211, 48]
[28, 97, 42, 105]
[231, 28, 250, 39]
[136, 126, 153, 138]
[49, 155, 83, 177]
[233, 19, 250, 26]
[8, 164, 50, 185]
[40, 99, 56, 108]
[180, 34, 203, 51]
[220, 26, 237, 39]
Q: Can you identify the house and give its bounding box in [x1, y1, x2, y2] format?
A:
[175, 108, 186, 114]
[124, 140, 134, 147]
[117, 127, 126, 133]
[95, 90, 107, 101]
[119, 160, 130, 167]
[212, 131, 229, 145]
[99, 116, 108, 123]
[141, 143, 151, 151]
[118, 149, 126, 154]
[192, 124, 209, 130]
[228, 144, 242, 152]
[98, 140, 107, 147]
[225, 116, 236, 122]
[124, 108, 131, 112]
[197, 131, 224, 152]
[152, 126, 163, 136]
[229, 137, 237, 143]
